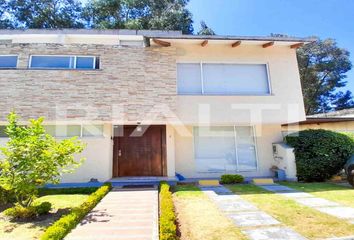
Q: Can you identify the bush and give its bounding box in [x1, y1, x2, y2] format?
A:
[159, 182, 177, 240]
[4, 201, 52, 219]
[41, 183, 112, 240]
[285, 129, 354, 182]
[39, 187, 98, 196]
[0, 186, 15, 205]
[220, 174, 244, 184]
[36, 202, 52, 215]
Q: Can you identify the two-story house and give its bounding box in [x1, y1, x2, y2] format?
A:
[0, 29, 312, 183]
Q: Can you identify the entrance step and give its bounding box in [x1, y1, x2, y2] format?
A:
[108, 176, 178, 187]
[252, 178, 275, 185]
[199, 179, 220, 186]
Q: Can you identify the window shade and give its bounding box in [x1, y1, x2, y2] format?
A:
[177, 63, 202, 94]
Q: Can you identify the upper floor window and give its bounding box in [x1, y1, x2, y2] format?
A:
[177, 63, 270, 95]
[29, 55, 100, 70]
[0, 55, 18, 68]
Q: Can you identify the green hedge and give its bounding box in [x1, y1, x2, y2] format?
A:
[159, 182, 177, 240]
[38, 187, 98, 196]
[285, 129, 354, 182]
[220, 174, 244, 184]
[41, 183, 112, 240]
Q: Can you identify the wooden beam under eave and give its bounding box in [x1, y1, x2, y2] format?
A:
[152, 39, 171, 47]
[201, 40, 208, 47]
[231, 41, 241, 48]
[262, 41, 274, 48]
[290, 43, 304, 49]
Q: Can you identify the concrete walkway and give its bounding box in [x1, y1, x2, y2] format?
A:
[200, 186, 306, 240]
[259, 184, 354, 224]
[65, 187, 158, 240]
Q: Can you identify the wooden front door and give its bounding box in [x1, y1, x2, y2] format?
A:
[113, 125, 166, 177]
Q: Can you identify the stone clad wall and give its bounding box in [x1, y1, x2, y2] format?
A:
[0, 43, 177, 122]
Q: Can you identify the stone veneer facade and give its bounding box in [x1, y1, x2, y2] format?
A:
[0, 43, 177, 122]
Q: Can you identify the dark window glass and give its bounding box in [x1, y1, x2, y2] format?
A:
[95, 57, 100, 69]
[0, 56, 17, 68]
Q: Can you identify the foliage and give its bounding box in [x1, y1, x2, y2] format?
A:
[2, 0, 84, 28]
[4, 201, 52, 219]
[38, 187, 98, 196]
[197, 20, 215, 35]
[0, 112, 85, 207]
[0, 186, 15, 204]
[220, 174, 244, 184]
[83, 0, 194, 34]
[285, 129, 354, 182]
[159, 182, 177, 240]
[41, 183, 112, 240]
[297, 38, 353, 114]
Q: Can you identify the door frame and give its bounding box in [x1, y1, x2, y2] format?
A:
[112, 125, 167, 177]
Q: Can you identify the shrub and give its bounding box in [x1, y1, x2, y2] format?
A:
[285, 129, 354, 182]
[0, 186, 15, 204]
[4, 201, 52, 219]
[36, 201, 52, 215]
[159, 182, 177, 240]
[39, 187, 98, 196]
[220, 174, 244, 184]
[41, 183, 112, 240]
[0, 112, 85, 208]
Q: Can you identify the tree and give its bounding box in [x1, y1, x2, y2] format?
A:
[0, 112, 85, 207]
[331, 90, 354, 110]
[83, 0, 194, 34]
[0, 0, 14, 28]
[197, 20, 215, 35]
[297, 38, 352, 114]
[3, 0, 84, 28]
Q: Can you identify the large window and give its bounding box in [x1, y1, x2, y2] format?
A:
[193, 126, 257, 173]
[177, 63, 270, 95]
[30, 55, 99, 69]
[0, 55, 18, 68]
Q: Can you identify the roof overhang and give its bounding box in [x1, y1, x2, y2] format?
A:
[0, 29, 315, 48]
[282, 117, 354, 126]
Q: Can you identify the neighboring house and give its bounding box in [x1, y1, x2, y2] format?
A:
[0, 29, 312, 183]
[282, 108, 354, 135]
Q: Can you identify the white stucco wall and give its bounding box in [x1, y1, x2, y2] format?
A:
[174, 43, 306, 125]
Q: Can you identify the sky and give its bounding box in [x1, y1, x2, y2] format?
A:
[187, 0, 354, 93]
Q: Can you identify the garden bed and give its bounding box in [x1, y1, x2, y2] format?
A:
[0, 187, 97, 240]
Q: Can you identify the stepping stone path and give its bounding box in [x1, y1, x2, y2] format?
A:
[65, 187, 158, 240]
[259, 184, 354, 224]
[200, 186, 306, 240]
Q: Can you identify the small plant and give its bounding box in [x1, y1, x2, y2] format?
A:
[159, 182, 177, 240]
[0, 112, 85, 208]
[41, 183, 111, 240]
[220, 174, 244, 184]
[4, 201, 52, 219]
[285, 129, 354, 182]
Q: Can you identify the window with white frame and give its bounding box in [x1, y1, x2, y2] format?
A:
[44, 125, 104, 137]
[29, 55, 100, 69]
[193, 126, 257, 173]
[0, 55, 18, 68]
[177, 63, 270, 95]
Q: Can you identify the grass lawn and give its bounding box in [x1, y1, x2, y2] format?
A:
[0, 190, 91, 240]
[173, 185, 247, 240]
[227, 184, 354, 239]
[280, 182, 354, 208]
